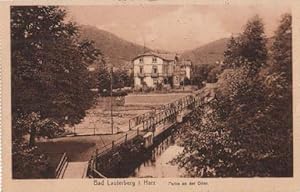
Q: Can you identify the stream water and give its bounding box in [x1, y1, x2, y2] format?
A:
[129, 131, 186, 178]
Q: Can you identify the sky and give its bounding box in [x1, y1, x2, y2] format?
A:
[67, 4, 290, 52]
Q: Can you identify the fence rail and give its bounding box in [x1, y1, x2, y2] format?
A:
[55, 152, 68, 178]
[87, 90, 215, 178]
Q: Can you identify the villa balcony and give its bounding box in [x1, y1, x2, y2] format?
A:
[137, 72, 145, 78]
[151, 72, 159, 78]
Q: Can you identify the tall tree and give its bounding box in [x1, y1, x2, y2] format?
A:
[98, 61, 111, 94]
[262, 13, 293, 175]
[224, 15, 267, 76]
[240, 15, 268, 65]
[271, 13, 292, 80]
[223, 36, 241, 69]
[175, 14, 292, 177]
[11, 6, 100, 129]
[11, 6, 100, 178]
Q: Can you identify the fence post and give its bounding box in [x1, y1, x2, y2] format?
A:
[129, 119, 131, 130]
[125, 133, 128, 143]
[143, 120, 145, 130]
[137, 128, 139, 135]
[112, 141, 115, 149]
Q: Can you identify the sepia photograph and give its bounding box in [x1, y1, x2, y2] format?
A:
[8, 2, 293, 181]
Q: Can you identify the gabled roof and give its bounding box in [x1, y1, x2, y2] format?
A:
[156, 53, 178, 61]
[132, 52, 178, 62]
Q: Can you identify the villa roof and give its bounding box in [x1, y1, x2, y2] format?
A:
[132, 52, 178, 61]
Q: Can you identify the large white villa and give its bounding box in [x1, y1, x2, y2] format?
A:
[132, 52, 191, 89]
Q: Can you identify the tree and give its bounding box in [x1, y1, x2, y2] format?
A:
[223, 36, 241, 69]
[98, 64, 133, 95]
[240, 15, 268, 67]
[11, 6, 100, 178]
[191, 64, 223, 88]
[98, 62, 111, 93]
[12, 5, 100, 125]
[113, 69, 132, 89]
[262, 13, 293, 175]
[175, 14, 292, 177]
[223, 15, 267, 77]
[12, 6, 100, 126]
[207, 64, 223, 83]
[271, 14, 292, 80]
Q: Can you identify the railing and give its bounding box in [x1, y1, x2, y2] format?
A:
[134, 72, 173, 78]
[56, 152, 68, 178]
[87, 90, 215, 178]
[86, 129, 142, 178]
[128, 91, 205, 131]
[87, 156, 107, 178]
[95, 129, 141, 158]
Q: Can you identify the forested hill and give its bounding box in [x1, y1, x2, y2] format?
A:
[78, 25, 152, 69]
[181, 37, 275, 66]
[78, 26, 273, 68]
[180, 38, 229, 65]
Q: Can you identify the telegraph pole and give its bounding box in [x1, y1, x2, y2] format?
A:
[183, 76, 185, 91]
[106, 56, 114, 135]
[110, 65, 114, 134]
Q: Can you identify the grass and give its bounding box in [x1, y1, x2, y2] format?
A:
[125, 93, 189, 106]
[38, 91, 209, 162]
[37, 132, 132, 162]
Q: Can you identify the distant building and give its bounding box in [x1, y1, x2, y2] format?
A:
[172, 60, 192, 87]
[132, 52, 191, 89]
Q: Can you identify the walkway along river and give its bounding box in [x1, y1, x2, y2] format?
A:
[86, 89, 216, 178]
[90, 123, 186, 178]
[129, 126, 185, 178]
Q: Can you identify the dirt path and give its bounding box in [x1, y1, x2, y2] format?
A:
[62, 162, 88, 178]
[38, 92, 204, 162]
[38, 133, 129, 162]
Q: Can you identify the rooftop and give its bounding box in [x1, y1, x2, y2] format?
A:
[132, 51, 179, 61]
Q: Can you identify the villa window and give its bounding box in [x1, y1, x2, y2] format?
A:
[152, 66, 158, 74]
[139, 58, 144, 64]
[152, 57, 157, 63]
[140, 66, 143, 74]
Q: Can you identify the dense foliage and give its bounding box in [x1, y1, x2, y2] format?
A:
[175, 14, 292, 177]
[224, 15, 268, 76]
[98, 62, 133, 95]
[191, 64, 223, 88]
[11, 6, 100, 178]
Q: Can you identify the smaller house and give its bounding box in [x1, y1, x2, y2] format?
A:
[172, 60, 192, 87]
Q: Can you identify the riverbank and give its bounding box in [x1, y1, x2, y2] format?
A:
[37, 85, 216, 177]
[37, 132, 130, 162]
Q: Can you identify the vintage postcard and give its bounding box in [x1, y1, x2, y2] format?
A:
[1, 0, 300, 191]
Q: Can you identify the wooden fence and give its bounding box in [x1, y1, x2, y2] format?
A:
[86, 90, 214, 178]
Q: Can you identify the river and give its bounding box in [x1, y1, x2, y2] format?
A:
[129, 131, 186, 178]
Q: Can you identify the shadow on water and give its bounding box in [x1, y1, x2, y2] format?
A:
[111, 126, 185, 178]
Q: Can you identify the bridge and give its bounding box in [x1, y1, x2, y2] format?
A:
[56, 89, 215, 178]
[85, 89, 215, 178]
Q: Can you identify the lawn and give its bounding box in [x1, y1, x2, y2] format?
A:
[125, 93, 190, 106]
[38, 92, 197, 162]
[64, 93, 189, 135]
[37, 132, 129, 161]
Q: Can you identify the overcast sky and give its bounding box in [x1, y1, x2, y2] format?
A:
[67, 4, 290, 52]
